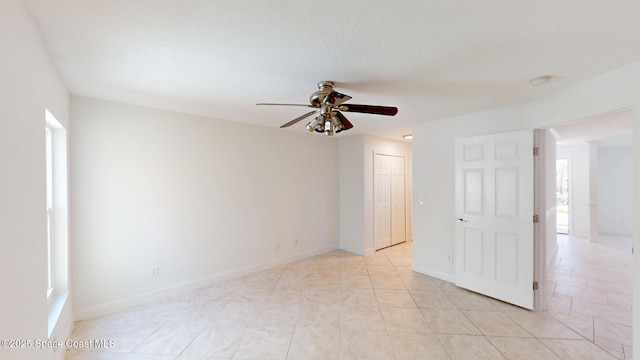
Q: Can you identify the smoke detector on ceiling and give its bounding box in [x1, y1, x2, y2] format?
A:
[529, 76, 552, 86]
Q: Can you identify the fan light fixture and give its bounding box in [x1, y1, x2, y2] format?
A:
[403, 134, 413, 140]
[257, 81, 398, 136]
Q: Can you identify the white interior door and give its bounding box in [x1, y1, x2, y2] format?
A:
[391, 156, 406, 245]
[455, 130, 535, 309]
[374, 154, 391, 250]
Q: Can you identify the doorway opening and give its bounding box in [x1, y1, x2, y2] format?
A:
[547, 108, 634, 357]
[556, 158, 569, 234]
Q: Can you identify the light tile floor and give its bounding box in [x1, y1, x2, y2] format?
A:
[65, 234, 633, 359]
[546, 234, 633, 359]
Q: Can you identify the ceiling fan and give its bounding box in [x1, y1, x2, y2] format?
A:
[257, 81, 398, 136]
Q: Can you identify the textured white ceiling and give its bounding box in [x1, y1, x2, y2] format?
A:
[24, 0, 640, 140]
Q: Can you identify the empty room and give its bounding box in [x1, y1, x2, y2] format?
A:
[2, 1, 639, 359]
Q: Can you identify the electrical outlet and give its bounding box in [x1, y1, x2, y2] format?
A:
[447, 254, 453, 263]
[152, 267, 160, 278]
[274, 242, 280, 251]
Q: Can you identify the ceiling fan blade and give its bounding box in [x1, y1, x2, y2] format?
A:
[326, 91, 352, 106]
[257, 103, 315, 108]
[279, 110, 318, 128]
[335, 111, 353, 130]
[340, 104, 398, 116]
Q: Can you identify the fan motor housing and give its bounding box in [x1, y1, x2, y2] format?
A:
[309, 81, 335, 106]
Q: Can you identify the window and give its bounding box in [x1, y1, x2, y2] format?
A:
[45, 109, 69, 338]
[556, 158, 569, 234]
[45, 126, 54, 298]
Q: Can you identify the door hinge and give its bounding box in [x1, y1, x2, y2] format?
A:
[533, 281, 539, 290]
[533, 214, 539, 223]
[533, 147, 539, 156]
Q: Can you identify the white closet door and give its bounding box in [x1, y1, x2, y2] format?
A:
[374, 154, 391, 250]
[374, 154, 406, 250]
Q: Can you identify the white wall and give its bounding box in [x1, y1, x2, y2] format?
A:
[598, 145, 633, 235]
[339, 136, 366, 254]
[633, 108, 640, 360]
[70, 96, 339, 318]
[556, 144, 591, 238]
[0, 1, 72, 359]
[338, 135, 412, 255]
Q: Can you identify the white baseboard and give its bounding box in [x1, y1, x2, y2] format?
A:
[412, 265, 455, 283]
[339, 245, 365, 256]
[569, 232, 589, 238]
[74, 244, 339, 321]
[600, 230, 633, 237]
[364, 248, 375, 256]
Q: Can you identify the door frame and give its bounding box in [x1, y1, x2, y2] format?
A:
[533, 129, 550, 311]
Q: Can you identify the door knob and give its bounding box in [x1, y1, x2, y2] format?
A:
[456, 218, 469, 223]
